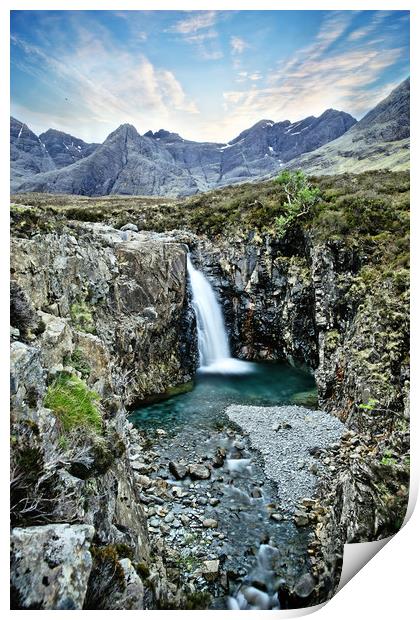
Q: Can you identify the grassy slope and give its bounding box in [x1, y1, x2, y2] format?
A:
[11, 170, 409, 276]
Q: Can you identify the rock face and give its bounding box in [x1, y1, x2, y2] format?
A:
[11, 222, 196, 404]
[10, 215, 198, 609]
[11, 524, 95, 609]
[11, 108, 355, 196]
[39, 128, 99, 168]
[11, 117, 55, 186]
[288, 78, 410, 174]
[191, 232, 409, 428]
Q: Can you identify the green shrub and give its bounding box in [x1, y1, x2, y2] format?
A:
[44, 373, 102, 433]
[274, 170, 320, 237]
[64, 348, 91, 379]
[70, 301, 96, 334]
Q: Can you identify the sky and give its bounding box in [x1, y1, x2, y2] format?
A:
[10, 10, 410, 144]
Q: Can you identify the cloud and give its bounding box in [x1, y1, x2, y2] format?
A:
[169, 11, 217, 34]
[11, 31, 198, 142]
[230, 36, 248, 55]
[168, 11, 223, 60]
[222, 12, 405, 129]
[347, 11, 390, 41]
[236, 70, 262, 83]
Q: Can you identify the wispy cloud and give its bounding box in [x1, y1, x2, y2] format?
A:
[347, 11, 390, 41]
[11, 30, 198, 141]
[230, 36, 248, 55]
[168, 11, 223, 60]
[169, 11, 217, 34]
[222, 11, 405, 129]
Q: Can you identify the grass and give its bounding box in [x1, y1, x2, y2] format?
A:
[64, 348, 91, 379]
[44, 373, 102, 433]
[70, 301, 96, 334]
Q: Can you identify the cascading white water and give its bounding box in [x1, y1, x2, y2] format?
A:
[187, 255, 254, 374]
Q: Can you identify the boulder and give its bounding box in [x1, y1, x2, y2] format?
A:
[188, 463, 211, 480]
[10, 523, 94, 609]
[202, 559, 219, 581]
[169, 461, 188, 480]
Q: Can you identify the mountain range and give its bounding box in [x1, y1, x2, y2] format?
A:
[10, 78, 409, 197]
[288, 78, 410, 174]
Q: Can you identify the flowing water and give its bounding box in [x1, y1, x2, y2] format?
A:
[130, 257, 318, 608]
[186, 254, 253, 374]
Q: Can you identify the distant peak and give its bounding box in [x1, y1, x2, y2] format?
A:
[106, 123, 140, 141]
[152, 129, 183, 141]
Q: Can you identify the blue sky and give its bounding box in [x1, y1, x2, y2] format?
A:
[10, 10, 409, 143]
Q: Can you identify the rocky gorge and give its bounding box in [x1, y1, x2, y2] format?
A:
[10, 170, 409, 609]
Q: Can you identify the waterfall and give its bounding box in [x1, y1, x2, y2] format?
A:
[187, 255, 254, 374]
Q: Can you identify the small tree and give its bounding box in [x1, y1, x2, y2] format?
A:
[274, 170, 320, 237]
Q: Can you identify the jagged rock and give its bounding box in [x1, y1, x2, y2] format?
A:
[10, 117, 55, 188]
[11, 106, 356, 196]
[39, 128, 98, 168]
[109, 558, 144, 610]
[202, 560, 219, 581]
[169, 461, 188, 480]
[212, 447, 227, 468]
[189, 463, 211, 480]
[10, 524, 94, 609]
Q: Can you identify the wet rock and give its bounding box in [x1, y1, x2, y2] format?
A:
[11, 524, 94, 609]
[270, 513, 283, 522]
[294, 572, 315, 598]
[212, 447, 227, 468]
[309, 463, 319, 475]
[251, 487, 263, 499]
[189, 464, 211, 480]
[169, 461, 188, 480]
[243, 586, 271, 609]
[209, 498, 220, 506]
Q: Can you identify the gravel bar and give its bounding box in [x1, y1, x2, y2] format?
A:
[226, 404, 346, 513]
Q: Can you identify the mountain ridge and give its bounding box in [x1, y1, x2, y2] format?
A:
[11, 78, 409, 196]
[286, 78, 410, 175]
[11, 108, 356, 196]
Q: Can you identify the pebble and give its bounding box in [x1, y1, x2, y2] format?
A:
[226, 405, 345, 511]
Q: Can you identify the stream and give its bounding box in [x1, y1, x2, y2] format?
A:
[130, 363, 318, 609]
[128, 256, 323, 608]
